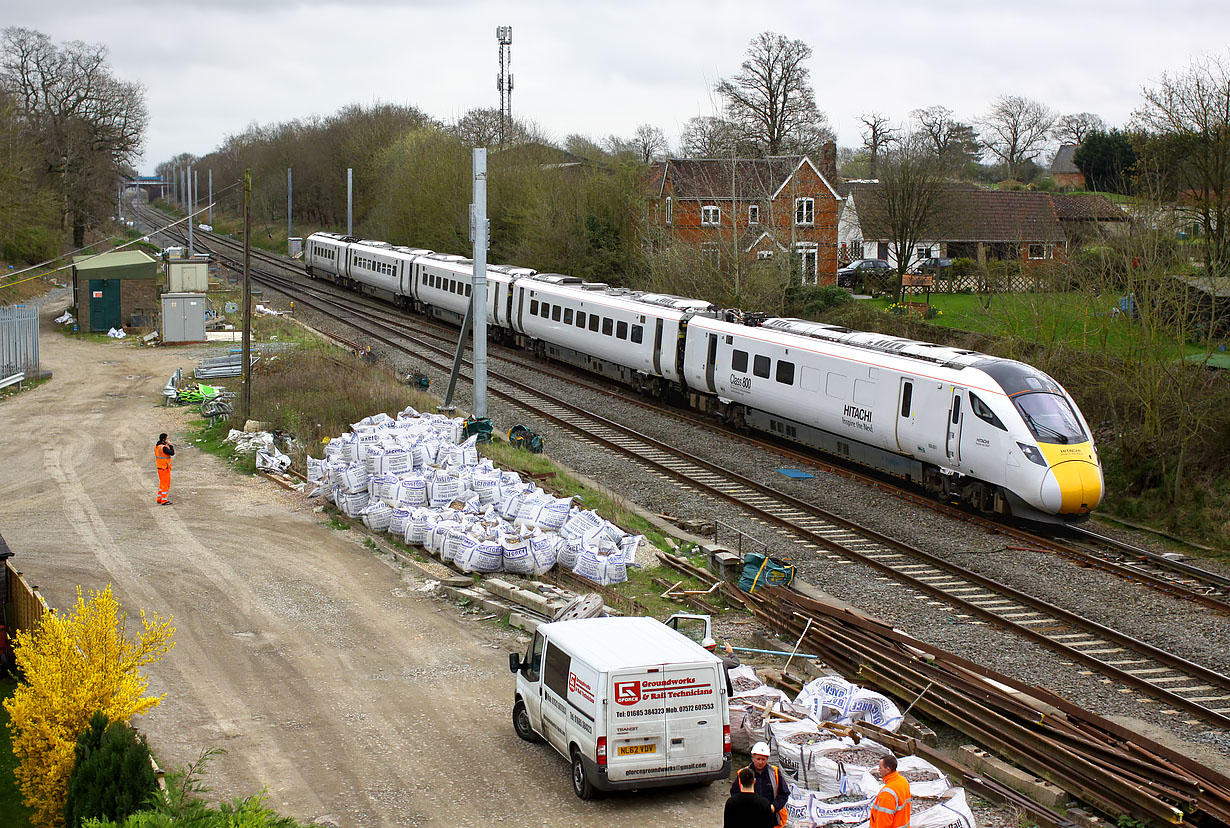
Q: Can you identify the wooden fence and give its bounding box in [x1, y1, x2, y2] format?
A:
[4, 553, 50, 636]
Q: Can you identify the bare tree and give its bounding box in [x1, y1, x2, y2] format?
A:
[1052, 111, 1107, 145]
[631, 124, 669, 163]
[679, 115, 740, 157]
[911, 105, 980, 172]
[855, 136, 953, 300]
[1, 27, 147, 246]
[451, 107, 540, 147]
[715, 32, 830, 155]
[1135, 52, 1230, 276]
[858, 112, 898, 177]
[979, 95, 1057, 179]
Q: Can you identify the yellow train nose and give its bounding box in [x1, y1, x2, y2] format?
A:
[1040, 461, 1104, 514]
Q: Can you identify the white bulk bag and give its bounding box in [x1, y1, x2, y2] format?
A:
[362, 446, 385, 474]
[339, 489, 369, 517]
[728, 665, 766, 695]
[618, 534, 644, 565]
[393, 474, 427, 508]
[404, 509, 435, 545]
[846, 688, 903, 733]
[806, 792, 874, 826]
[472, 469, 501, 504]
[389, 508, 412, 537]
[560, 508, 603, 539]
[361, 500, 393, 532]
[518, 494, 572, 532]
[525, 533, 559, 576]
[338, 464, 369, 494]
[307, 457, 324, 483]
[427, 474, 463, 508]
[501, 532, 533, 574]
[893, 756, 951, 799]
[459, 533, 504, 573]
[555, 536, 584, 570]
[796, 676, 856, 723]
[427, 521, 459, 556]
[912, 788, 977, 828]
[770, 724, 866, 798]
[368, 474, 397, 503]
[573, 548, 627, 585]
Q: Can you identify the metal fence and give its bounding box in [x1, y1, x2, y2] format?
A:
[0, 305, 39, 379]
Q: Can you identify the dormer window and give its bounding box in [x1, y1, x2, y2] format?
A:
[702, 205, 720, 226]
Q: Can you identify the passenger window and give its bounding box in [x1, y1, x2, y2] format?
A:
[616, 321, 628, 339]
[969, 392, 1005, 430]
[776, 361, 795, 385]
[577, 311, 586, 328]
[540, 303, 550, 318]
[552, 306, 562, 322]
[589, 315, 600, 332]
[563, 308, 573, 325]
[465, 284, 471, 297]
[753, 355, 771, 379]
[543, 644, 572, 700]
[525, 633, 544, 682]
[630, 324, 643, 344]
[530, 299, 539, 316]
[602, 318, 613, 336]
[732, 350, 749, 373]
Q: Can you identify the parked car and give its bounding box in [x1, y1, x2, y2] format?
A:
[913, 257, 953, 277]
[836, 259, 892, 289]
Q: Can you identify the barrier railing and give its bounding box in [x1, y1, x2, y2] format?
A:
[0, 305, 39, 379]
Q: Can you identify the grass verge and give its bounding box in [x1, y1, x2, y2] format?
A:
[0, 675, 32, 828]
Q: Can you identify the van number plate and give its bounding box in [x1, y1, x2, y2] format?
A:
[618, 744, 656, 756]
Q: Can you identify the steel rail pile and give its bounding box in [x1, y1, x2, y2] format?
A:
[746, 587, 1230, 827]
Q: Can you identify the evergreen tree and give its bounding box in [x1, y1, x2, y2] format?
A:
[1073, 129, 1138, 194]
[64, 712, 158, 828]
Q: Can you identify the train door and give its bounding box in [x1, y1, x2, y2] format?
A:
[946, 387, 965, 466]
[652, 319, 664, 376]
[705, 333, 718, 393]
[895, 378, 914, 453]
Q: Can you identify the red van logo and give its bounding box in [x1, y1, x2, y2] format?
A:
[568, 672, 595, 703]
[615, 680, 641, 706]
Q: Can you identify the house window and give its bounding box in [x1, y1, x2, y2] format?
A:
[748, 204, 760, 225]
[795, 198, 814, 226]
[757, 250, 774, 260]
[702, 205, 720, 226]
[796, 243, 818, 284]
[665, 197, 672, 226]
[1028, 243, 1054, 259]
[702, 242, 720, 266]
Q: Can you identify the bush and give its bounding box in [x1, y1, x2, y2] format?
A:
[783, 284, 853, 317]
[2, 224, 60, 265]
[64, 712, 158, 828]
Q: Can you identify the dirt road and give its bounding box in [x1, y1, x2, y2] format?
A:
[0, 306, 727, 827]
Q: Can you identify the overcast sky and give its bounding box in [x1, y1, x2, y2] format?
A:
[4, 0, 1228, 175]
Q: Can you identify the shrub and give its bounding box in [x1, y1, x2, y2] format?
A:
[64, 712, 158, 827]
[2, 225, 60, 265]
[784, 284, 853, 317]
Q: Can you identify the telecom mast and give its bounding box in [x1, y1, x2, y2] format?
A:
[496, 26, 513, 144]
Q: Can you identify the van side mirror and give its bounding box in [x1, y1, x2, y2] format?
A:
[509, 653, 522, 673]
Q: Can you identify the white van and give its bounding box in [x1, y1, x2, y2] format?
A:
[509, 616, 732, 798]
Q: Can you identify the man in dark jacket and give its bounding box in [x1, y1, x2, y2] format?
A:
[725, 766, 778, 828]
[729, 742, 789, 826]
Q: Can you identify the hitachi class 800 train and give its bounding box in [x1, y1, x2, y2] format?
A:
[305, 231, 1103, 522]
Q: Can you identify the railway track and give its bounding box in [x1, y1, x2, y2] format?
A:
[140, 209, 1230, 726]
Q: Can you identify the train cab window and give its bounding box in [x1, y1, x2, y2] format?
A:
[969, 392, 1006, 431]
[753, 355, 771, 379]
[602, 318, 613, 336]
[576, 311, 586, 328]
[530, 299, 539, 315]
[732, 350, 749, 373]
[563, 309, 573, 325]
[552, 306, 562, 322]
[776, 361, 795, 385]
[630, 324, 643, 344]
[589, 315, 600, 332]
[616, 321, 628, 339]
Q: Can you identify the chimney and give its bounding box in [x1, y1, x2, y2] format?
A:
[819, 140, 837, 184]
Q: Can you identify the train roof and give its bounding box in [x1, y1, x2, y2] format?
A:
[522, 273, 720, 316]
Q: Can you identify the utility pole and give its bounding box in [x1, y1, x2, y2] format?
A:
[242, 170, 253, 424]
[287, 167, 293, 246]
[208, 169, 213, 226]
[347, 168, 353, 237]
[187, 166, 194, 257]
[496, 26, 513, 145]
[471, 148, 489, 422]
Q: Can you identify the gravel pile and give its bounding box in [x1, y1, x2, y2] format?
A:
[820, 746, 889, 765]
[266, 278, 1230, 768]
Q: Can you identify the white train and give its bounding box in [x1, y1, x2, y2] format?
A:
[305, 231, 1103, 522]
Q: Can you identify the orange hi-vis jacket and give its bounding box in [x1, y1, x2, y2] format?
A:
[871, 770, 911, 828]
[155, 443, 173, 471]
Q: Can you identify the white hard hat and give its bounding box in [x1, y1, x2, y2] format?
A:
[701, 637, 717, 650]
[751, 741, 771, 756]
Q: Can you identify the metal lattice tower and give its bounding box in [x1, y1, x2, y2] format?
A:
[496, 26, 513, 144]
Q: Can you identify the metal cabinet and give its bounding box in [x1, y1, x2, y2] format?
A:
[161, 293, 206, 343]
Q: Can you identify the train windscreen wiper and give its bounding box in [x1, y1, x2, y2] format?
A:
[1022, 410, 1069, 444]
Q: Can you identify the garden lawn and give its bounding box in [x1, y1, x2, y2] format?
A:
[867, 293, 1222, 361]
[0, 676, 32, 828]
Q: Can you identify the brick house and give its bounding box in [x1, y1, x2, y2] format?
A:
[1050, 145, 1086, 189]
[645, 144, 843, 284]
[839, 185, 1126, 269]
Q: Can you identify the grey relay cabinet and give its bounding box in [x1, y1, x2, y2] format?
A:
[161, 293, 206, 344]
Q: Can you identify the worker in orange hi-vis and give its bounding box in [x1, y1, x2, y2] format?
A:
[155, 432, 175, 505]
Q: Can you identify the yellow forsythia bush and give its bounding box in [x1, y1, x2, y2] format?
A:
[3, 585, 174, 828]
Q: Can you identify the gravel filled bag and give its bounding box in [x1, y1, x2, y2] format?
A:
[442, 526, 471, 563]
[338, 464, 369, 495]
[472, 469, 501, 504]
[729, 665, 766, 694]
[728, 687, 789, 752]
[339, 489, 369, 518]
[517, 494, 572, 532]
[771, 724, 870, 798]
[404, 509, 435, 545]
[911, 788, 976, 828]
[555, 536, 584, 570]
[426, 520, 459, 557]
[362, 447, 385, 474]
[573, 547, 627, 585]
[499, 485, 533, 521]
[392, 474, 427, 508]
[368, 474, 397, 504]
[459, 532, 504, 573]
[307, 457, 324, 483]
[526, 533, 559, 576]
[361, 500, 393, 532]
[560, 508, 603, 539]
[618, 534, 644, 565]
[500, 532, 532, 574]
[381, 448, 412, 476]
[389, 508, 412, 537]
[427, 473, 463, 508]
[806, 793, 874, 826]
[893, 757, 951, 799]
[796, 676, 855, 723]
[846, 688, 903, 732]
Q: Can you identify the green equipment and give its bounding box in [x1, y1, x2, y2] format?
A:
[464, 417, 493, 444]
[738, 553, 796, 593]
[407, 372, 430, 390]
[507, 424, 544, 453]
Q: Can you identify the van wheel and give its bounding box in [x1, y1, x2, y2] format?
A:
[571, 749, 596, 799]
[513, 701, 542, 743]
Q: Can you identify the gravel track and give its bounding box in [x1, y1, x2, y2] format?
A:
[245, 267, 1230, 765]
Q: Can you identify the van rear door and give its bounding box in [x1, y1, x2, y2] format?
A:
[606, 662, 724, 782]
